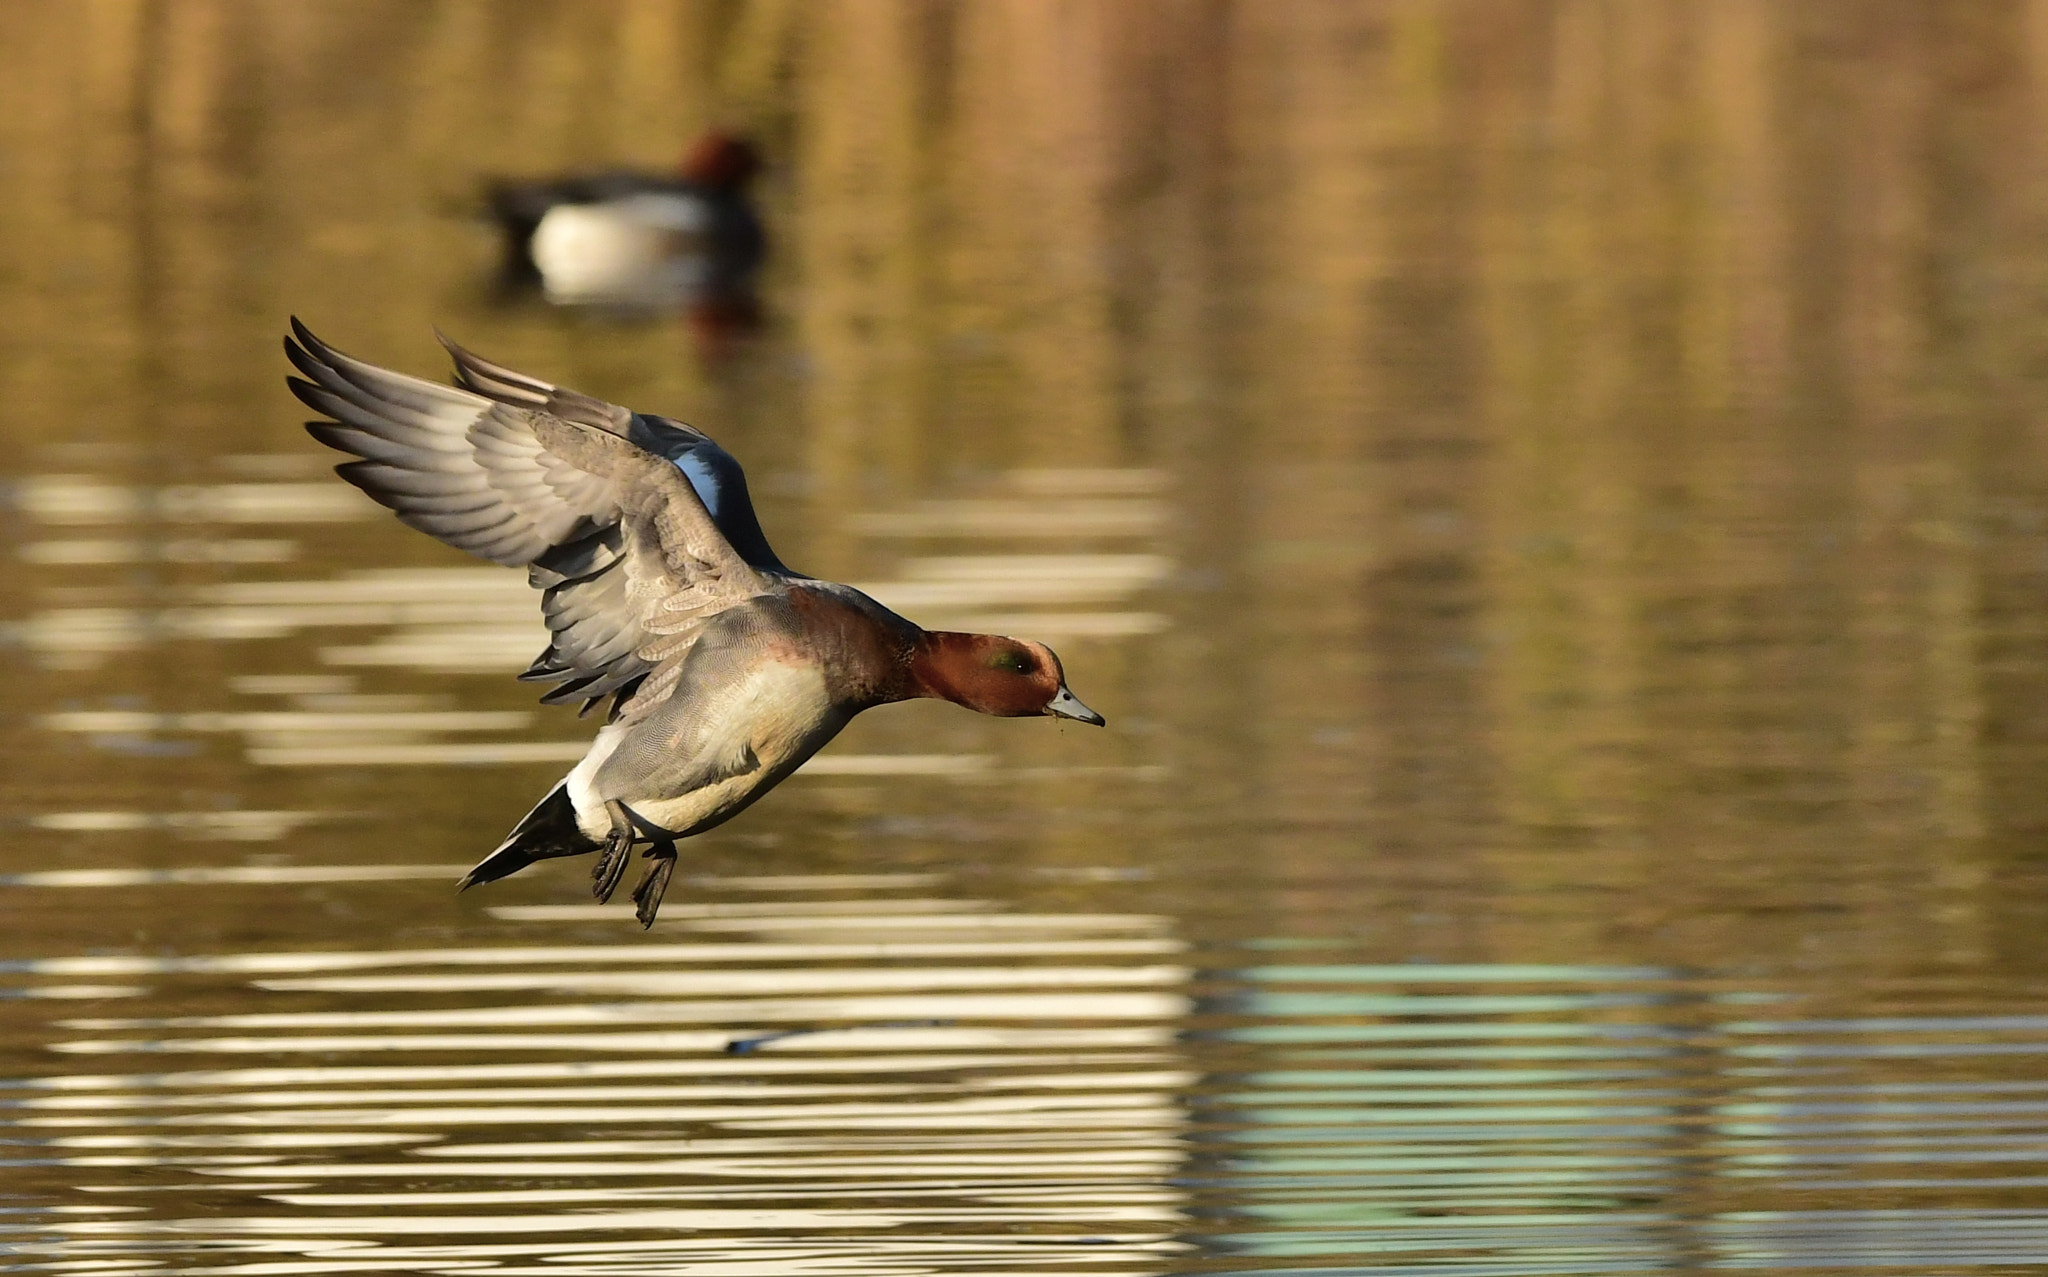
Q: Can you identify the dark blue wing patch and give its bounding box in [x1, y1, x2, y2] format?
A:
[627, 414, 789, 573]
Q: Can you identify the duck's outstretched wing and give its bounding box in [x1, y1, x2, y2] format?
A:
[286, 319, 775, 719]
[437, 333, 789, 573]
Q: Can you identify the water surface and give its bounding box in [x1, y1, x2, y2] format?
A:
[5, 2, 2048, 1273]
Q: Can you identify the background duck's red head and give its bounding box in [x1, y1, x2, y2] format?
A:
[680, 132, 762, 190]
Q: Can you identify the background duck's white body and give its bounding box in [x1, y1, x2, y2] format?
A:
[529, 194, 715, 306]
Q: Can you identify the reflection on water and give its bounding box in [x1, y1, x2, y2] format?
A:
[3, 876, 1191, 1273]
[8, 1, 2048, 1273]
[1196, 964, 2048, 1269]
[12, 914, 2048, 1272]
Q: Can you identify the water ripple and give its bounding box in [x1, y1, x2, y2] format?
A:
[0, 880, 1191, 1274]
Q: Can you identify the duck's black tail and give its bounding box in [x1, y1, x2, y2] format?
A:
[459, 783, 598, 890]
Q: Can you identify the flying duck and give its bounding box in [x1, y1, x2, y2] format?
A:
[486, 132, 764, 312]
[285, 321, 1104, 926]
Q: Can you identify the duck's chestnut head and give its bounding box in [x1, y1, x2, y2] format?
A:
[912, 632, 1105, 725]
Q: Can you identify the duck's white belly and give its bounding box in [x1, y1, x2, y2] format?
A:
[568, 662, 842, 840]
[563, 726, 629, 832]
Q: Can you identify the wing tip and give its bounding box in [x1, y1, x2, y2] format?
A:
[286, 315, 328, 361]
[438, 328, 555, 406]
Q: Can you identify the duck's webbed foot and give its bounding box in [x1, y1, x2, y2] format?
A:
[631, 842, 678, 929]
[592, 800, 640, 904]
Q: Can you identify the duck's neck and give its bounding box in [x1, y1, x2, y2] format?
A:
[905, 631, 983, 707]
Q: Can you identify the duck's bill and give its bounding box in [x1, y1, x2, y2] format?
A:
[1046, 686, 1106, 726]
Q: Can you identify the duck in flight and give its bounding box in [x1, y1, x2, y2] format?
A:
[285, 321, 1105, 927]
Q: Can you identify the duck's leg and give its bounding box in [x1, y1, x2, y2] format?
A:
[591, 800, 640, 904]
[630, 842, 679, 929]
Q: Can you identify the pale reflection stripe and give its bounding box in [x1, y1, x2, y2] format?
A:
[179, 1204, 1166, 1247]
[674, 913, 1168, 934]
[0, 865, 468, 888]
[52, 1025, 1176, 1054]
[52, 1134, 427, 1149]
[66, 991, 1189, 1030]
[248, 742, 995, 772]
[19, 478, 374, 525]
[1254, 963, 1670, 982]
[1248, 992, 1670, 1014]
[17, 1249, 1183, 1276]
[425, 1132, 1180, 1158]
[26, 1051, 1166, 1090]
[797, 753, 992, 776]
[24, 937, 1181, 975]
[23, 1082, 928, 1112]
[1, 985, 144, 999]
[43, 710, 529, 734]
[45, 1110, 1182, 1137]
[199, 569, 530, 602]
[21, 537, 296, 565]
[177, 600, 537, 634]
[322, 629, 567, 671]
[266, 1198, 1190, 1228]
[498, 904, 1018, 922]
[480, 896, 999, 921]
[1753, 1080, 2048, 1096]
[36, 1093, 1180, 1131]
[55, 1129, 1179, 1155]
[690, 873, 946, 891]
[23, 1070, 1193, 1111]
[1735, 1014, 2048, 1034]
[146, 1145, 1184, 1176]
[248, 741, 588, 766]
[1732, 1042, 2048, 1059]
[267, 1170, 1181, 1203]
[648, 1111, 1182, 1133]
[414, 1152, 1183, 1176]
[27, 810, 332, 838]
[255, 963, 1187, 995]
[45, 1207, 908, 1235]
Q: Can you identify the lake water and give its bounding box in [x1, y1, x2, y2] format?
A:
[6, 2, 2048, 1273]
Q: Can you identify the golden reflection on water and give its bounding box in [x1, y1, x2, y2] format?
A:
[8, 1, 2048, 1274]
[7, 877, 1193, 1273]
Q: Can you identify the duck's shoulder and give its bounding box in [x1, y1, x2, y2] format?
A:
[775, 580, 920, 700]
[626, 582, 911, 724]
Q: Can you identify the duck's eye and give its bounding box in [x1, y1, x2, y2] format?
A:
[990, 649, 1033, 675]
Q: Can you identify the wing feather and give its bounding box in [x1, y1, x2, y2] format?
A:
[305, 421, 471, 471]
[289, 320, 784, 722]
[288, 379, 468, 453]
[436, 332, 787, 574]
[438, 331, 634, 432]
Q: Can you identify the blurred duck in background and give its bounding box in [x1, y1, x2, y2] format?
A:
[486, 131, 765, 326]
